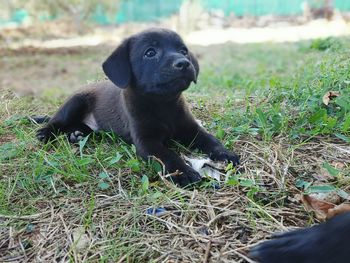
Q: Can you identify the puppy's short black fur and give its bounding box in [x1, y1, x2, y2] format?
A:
[250, 212, 350, 263]
[37, 28, 239, 187]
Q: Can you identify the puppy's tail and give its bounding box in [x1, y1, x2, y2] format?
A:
[28, 115, 51, 124]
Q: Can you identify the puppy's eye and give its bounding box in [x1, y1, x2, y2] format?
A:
[144, 48, 157, 58]
[179, 48, 188, 56]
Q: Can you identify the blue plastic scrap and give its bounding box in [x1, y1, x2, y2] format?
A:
[146, 207, 167, 216]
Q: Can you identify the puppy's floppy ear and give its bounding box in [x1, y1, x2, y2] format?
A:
[102, 39, 131, 89]
[189, 51, 200, 83]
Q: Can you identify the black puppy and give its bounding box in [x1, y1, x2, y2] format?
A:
[37, 28, 239, 187]
[250, 212, 350, 263]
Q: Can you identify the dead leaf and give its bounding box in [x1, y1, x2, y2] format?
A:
[322, 91, 340, 105]
[310, 191, 340, 204]
[72, 227, 90, 251]
[327, 203, 350, 219]
[301, 195, 335, 220]
[300, 195, 350, 220]
[331, 161, 345, 169]
[317, 168, 333, 181]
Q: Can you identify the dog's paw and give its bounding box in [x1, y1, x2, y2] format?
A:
[210, 149, 240, 166]
[170, 167, 202, 187]
[68, 131, 85, 143]
[36, 127, 56, 143]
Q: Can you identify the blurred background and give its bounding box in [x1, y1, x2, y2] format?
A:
[1, 0, 350, 96]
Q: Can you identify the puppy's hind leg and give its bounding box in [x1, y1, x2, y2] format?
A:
[37, 93, 94, 143]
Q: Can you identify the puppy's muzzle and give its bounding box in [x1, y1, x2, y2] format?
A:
[172, 58, 196, 83]
[173, 58, 190, 71]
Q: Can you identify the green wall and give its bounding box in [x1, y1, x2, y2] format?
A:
[2, 0, 350, 26]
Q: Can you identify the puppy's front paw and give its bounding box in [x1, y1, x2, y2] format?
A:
[170, 167, 202, 187]
[210, 149, 240, 166]
[36, 127, 56, 143]
[68, 131, 85, 143]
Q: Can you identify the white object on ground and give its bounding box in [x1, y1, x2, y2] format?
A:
[183, 155, 228, 182]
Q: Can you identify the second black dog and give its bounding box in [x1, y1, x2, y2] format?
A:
[37, 28, 239, 186]
[250, 212, 350, 263]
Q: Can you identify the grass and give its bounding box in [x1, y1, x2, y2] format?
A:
[1, 36, 350, 262]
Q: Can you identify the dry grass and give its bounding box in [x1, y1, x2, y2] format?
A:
[1, 36, 350, 262]
[1, 136, 349, 262]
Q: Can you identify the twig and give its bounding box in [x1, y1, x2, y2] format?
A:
[0, 212, 50, 220]
[202, 239, 212, 263]
[231, 249, 257, 263]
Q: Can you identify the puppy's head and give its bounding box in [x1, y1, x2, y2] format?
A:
[103, 28, 199, 96]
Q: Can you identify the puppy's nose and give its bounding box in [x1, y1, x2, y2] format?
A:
[173, 58, 190, 70]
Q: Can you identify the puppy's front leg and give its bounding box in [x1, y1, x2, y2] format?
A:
[134, 140, 202, 187]
[195, 128, 240, 165]
[179, 125, 240, 166]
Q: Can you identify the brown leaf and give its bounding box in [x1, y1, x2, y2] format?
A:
[301, 195, 335, 220]
[327, 203, 350, 219]
[317, 168, 333, 181]
[72, 227, 90, 251]
[322, 91, 340, 105]
[301, 195, 350, 221]
[310, 192, 340, 204]
[331, 161, 346, 169]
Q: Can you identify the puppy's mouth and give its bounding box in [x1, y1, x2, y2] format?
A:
[145, 77, 194, 96]
[167, 74, 196, 86]
[139, 68, 197, 96]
